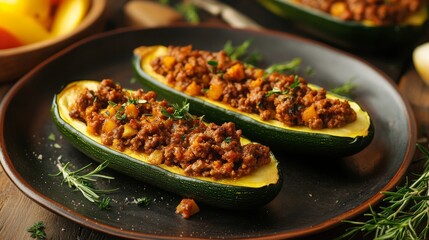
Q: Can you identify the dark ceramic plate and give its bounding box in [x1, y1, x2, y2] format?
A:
[0, 26, 416, 239]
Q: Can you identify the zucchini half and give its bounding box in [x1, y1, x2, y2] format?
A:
[51, 80, 283, 210]
[132, 45, 374, 157]
[259, 0, 429, 51]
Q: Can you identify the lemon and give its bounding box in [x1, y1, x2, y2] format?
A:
[413, 42, 429, 85]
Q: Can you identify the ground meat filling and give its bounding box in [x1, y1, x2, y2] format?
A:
[68, 79, 271, 179]
[151, 45, 357, 130]
[294, 0, 423, 25]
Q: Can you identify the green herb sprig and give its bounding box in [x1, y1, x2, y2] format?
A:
[161, 101, 194, 120]
[176, 2, 199, 24]
[27, 221, 46, 240]
[264, 58, 302, 75]
[338, 144, 429, 240]
[265, 75, 300, 97]
[51, 161, 118, 209]
[223, 39, 262, 65]
[330, 80, 356, 97]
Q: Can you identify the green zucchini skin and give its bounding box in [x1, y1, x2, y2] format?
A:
[132, 55, 374, 157]
[51, 91, 282, 210]
[259, 0, 429, 51]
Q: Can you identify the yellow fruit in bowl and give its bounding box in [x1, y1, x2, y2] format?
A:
[50, 0, 90, 37]
[0, 0, 51, 28]
[413, 42, 429, 85]
[0, 0, 90, 50]
[0, 7, 50, 45]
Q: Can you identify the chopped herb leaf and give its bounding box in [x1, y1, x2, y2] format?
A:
[290, 75, 300, 89]
[265, 58, 302, 75]
[224, 39, 262, 65]
[224, 136, 232, 144]
[115, 105, 127, 120]
[305, 66, 314, 76]
[265, 76, 300, 97]
[161, 101, 194, 120]
[98, 197, 112, 210]
[330, 80, 356, 96]
[224, 39, 252, 60]
[133, 197, 152, 206]
[244, 51, 263, 66]
[128, 97, 147, 105]
[207, 60, 218, 67]
[265, 87, 284, 97]
[48, 133, 56, 141]
[108, 101, 117, 107]
[27, 221, 46, 240]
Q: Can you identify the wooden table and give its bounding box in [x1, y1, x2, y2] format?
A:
[1, 1, 429, 239]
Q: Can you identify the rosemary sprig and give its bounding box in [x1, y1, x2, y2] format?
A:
[51, 161, 118, 209]
[27, 221, 46, 240]
[338, 144, 429, 240]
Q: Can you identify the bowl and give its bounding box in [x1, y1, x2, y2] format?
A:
[0, 0, 107, 83]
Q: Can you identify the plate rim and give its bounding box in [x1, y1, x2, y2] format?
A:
[0, 25, 417, 239]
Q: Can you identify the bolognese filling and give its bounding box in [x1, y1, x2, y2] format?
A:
[295, 0, 424, 25]
[151, 45, 357, 130]
[68, 79, 271, 179]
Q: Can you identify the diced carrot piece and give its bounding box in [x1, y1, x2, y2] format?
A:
[225, 63, 245, 81]
[206, 82, 223, 100]
[102, 119, 117, 133]
[185, 81, 202, 96]
[176, 198, 200, 219]
[125, 104, 139, 119]
[249, 78, 263, 89]
[148, 150, 163, 165]
[122, 123, 138, 138]
[162, 56, 176, 70]
[302, 105, 317, 122]
[330, 2, 347, 17]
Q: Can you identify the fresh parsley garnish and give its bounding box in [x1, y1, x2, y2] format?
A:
[161, 101, 193, 120]
[265, 87, 284, 97]
[265, 58, 302, 75]
[207, 60, 218, 67]
[223, 39, 262, 65]
[265, 75, 300, 97]
[27, 221, 46, 240]
[115, 104, 127, 120]
[330, 80, 356, 97]
[108, 101, 117, 107]
[224, 40, 251, 60]
[128, 97, 147, 105]
[224, 136, 232, 144]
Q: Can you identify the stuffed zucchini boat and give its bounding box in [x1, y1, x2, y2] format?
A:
[259, 0, 428, 50]
[133, 45, 374, 157]
[51, 80, 282, 210]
